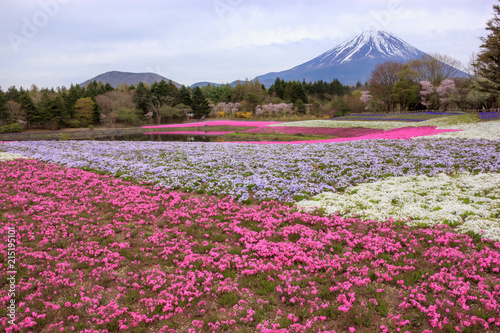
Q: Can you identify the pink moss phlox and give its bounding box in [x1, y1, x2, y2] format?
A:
[235, 126, 462, 144]
[143, 131, 235, 135]
[0, 158, 499, 332]
[143, 120, 283, 129]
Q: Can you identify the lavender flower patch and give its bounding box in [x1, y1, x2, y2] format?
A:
[479, 112, 500, 121]
[2, 138, 500, 202]
[334, 112, 462, 122]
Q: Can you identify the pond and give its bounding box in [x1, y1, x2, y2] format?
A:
[94, 133, 226, 142]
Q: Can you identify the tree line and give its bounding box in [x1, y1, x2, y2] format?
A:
[0, 75, 357, 131]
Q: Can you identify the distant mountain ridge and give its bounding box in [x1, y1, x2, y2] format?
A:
[257, 30, 430, 86]
[81, 71, 181, 88]
[81, 31, 467, 89]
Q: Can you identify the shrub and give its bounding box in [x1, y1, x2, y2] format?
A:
[236, 111, 252, 118]
[0, 123, 22, 133]
[66, 119, 82, 128]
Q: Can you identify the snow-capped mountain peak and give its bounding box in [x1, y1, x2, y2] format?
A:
[257, 30, 428, 86]
[297, 30, 426, 70]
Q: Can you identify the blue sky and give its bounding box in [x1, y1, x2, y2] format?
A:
[0, 0, 497, 88]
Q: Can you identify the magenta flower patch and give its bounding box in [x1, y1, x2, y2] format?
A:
[1, 159, 499, 332]
[238, 126, 461, 144]
[242, 126, 384, 137]
[143, 120, 283, 129]
[143, 131, 235, 135]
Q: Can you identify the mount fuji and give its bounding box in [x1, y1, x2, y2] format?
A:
[257, 30, 428, 86]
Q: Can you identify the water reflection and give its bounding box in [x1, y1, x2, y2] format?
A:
[95, 133, 225, 142]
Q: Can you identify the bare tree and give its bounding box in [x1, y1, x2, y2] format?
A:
[408, 53, 464, 86]
[148, 95, 174, 125]
[95, 91, 135, 127]
[368, 61, 405, 112]
[6, 100, 26, 124]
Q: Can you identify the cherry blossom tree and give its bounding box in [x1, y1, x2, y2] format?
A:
[419, 81, 435, 109]
[436, 79, 457, 110]
[360, 91, 373, 111]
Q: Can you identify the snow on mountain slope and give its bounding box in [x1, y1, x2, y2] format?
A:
[257, 30, 428, 85]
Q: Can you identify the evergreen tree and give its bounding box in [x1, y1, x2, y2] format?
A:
[91, 96, 100, 124]
[133, 82, 150, 114]
[38, 91, 56, 124]
[19, 91, 39, 127]
[104, 83, 114, 92]
[269, 78, 285, 99]
[191, 86, 211, 119]
[6, 86, 21, 102]
[0, 88, 9, 124]
[476, 1, 500, 96]
[284, 81, 308, 104]
[179, 86, 192, 106]
[64, 84, 83, 119]
[294, 99, 307, 114]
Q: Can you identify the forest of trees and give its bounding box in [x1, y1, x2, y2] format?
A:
[1, 2, 499, 132]
[0, 77, 359, 131]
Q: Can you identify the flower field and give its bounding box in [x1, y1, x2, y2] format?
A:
[144, 121, 283, 129]
[1, 158, 500, 333]
[1, 116, 500, 332]
[143, 131, 236, 136]
[241, 126, 384, 137]
[332, 112, 462, 122]
[2, 138, 499, 203]
[297, 172, 500, 242]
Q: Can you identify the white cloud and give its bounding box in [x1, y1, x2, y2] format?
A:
[0, 0, 497, 88]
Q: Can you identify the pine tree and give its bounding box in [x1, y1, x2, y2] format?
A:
[19, 92, 39, 127]
[179, 86, 192, 106]
[475, 1, 500, 94]
[191, 86, 211, 119]
[0, 88, 9, 124]
[133, 82, 151, 114]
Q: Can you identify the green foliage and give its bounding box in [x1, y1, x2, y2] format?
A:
[191, 86, 211, 119]
[19, 91, 39, 126]
[178, 85, 192, 106]
[392, 78, 420, 111]
[217, 291, 240, 308]
[283, 81, 308, 103]
[116, 107, 143, 126]
[475, 2, 500, 94]
[0, 89, 9, 124]
[205, 84, 233, 103]
[294, 99, 307, 114]
[133, 82, 151, 114]
[73, 97, 96, 125]
[66, 119, 82, 128]
[0, 123, 22, 133]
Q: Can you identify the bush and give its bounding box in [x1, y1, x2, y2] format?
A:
[117, 107, 144, 126]
[236, 111, 252, 118]
[66, 119, 82, 128]
[0, 123, 22, 133]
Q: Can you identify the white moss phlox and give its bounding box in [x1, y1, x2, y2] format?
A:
[296, 172, 500, 242]
[0, 152, 27, 161]
[429, 120, 500, 141]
